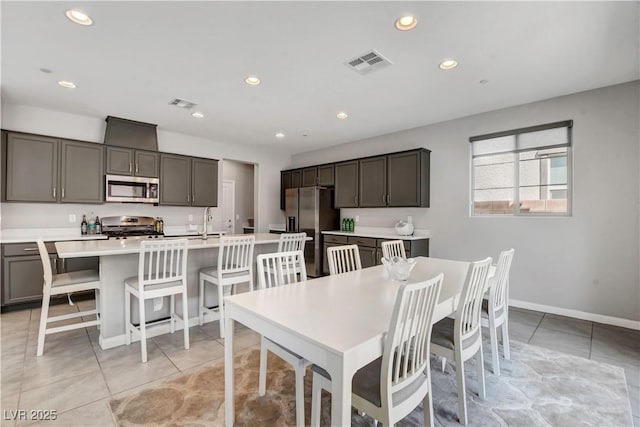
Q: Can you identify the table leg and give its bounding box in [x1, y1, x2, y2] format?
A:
[329, 363, 352, 427]
[224, 318, 235, 426]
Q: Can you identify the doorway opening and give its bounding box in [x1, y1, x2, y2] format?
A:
[221, 159, 256, 235]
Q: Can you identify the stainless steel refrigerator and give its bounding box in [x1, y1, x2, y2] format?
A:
[285, 187, 339, 277]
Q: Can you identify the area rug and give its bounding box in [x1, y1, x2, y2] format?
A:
[110, 340, 633, 426]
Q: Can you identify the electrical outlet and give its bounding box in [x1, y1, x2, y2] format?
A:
[188, 214, 193, 222]
[68, 214, 76, 223]
[355, 215, 360, 223]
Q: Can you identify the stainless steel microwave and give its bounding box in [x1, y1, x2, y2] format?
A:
[105, 175, 159, 203]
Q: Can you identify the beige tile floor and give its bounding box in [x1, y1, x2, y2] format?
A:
[1, 303, 638, 426]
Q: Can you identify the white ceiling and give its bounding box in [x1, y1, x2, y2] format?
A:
[1, 1, 638, 154]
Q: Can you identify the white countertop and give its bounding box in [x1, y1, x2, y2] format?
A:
[55, 233, 306, 258]
[0, 228, 109, 244]
[322, 226, 430, 240]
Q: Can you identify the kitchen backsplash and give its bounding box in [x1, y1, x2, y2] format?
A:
[340, 207, 430, 229]
[0, 203, 220, 232]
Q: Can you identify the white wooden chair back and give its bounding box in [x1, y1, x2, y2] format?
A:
[277, 233, 307, 252]
[217, 235, 255, 275]
[327, 244, 362, 275]
[381, 240, 406, 260]
[381, 273, 443, 409]
[456, 257, 492, 345]
[489, 249, 514, 312]
[257, 250, 307, 289]
[138, 239, 189, 289]
[36, 239, 53, 288]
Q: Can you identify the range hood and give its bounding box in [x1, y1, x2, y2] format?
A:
[104, 116, 158, 151]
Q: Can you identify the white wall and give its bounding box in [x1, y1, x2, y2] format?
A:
[291, 81, 640, 323]
[0, 104, 289, 233]
[222, 160, 255, 231]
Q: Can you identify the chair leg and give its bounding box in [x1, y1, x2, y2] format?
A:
[198, 277, 205, 326]
[455, 354, 467, 425]
[36, 289, 51, 357]
[477, 345, 486, 400]
[218, 282, 225, 339]
[139, 297, 148, 363]
[170, 295, 176, 334]
[124, 289, 131, 345]
[310, 372, 322, 427]
[182, 288, 190, 350]
[294, 364, 305, 427]
[423, 389, 434, 427]
[502, 318, 511, 360]
[258, 336, 268, 396]
[489, 316, 500, 375]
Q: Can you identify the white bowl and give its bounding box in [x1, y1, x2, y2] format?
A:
[395, 222, 414, 236]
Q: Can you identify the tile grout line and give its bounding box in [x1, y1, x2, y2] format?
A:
[527, 312, 545, 344]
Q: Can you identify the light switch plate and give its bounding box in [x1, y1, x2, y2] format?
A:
[68, 214, 76, 223]
[188, 214, 193, 221]
[355, 215, 360, 223]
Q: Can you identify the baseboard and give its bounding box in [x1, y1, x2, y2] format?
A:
[98, 315, 218, 349]
[509, 299, 640, 331]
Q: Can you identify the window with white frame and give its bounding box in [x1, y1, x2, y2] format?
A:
[470, 120, 572, 216]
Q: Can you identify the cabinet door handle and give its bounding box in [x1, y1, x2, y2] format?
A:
[23, 247, 38, 252]
[354, 195, 358, 205]
[129, 163, 132, 173]
[386, 194, 390, 204]
[135, 163, 139, 174]
[53, 258, 58, 273]
[62, 188, 65, 199]
[53, 187, 56, 199]
[382, 195, 386, 204]
[187, 194, 190, 203]
[192, 194, 195, 204]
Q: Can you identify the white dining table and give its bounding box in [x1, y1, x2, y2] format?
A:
[223, 256, 473, 427]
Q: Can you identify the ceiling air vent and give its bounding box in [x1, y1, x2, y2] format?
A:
[168, 98, 197, 109]
[344, 50, 392, 75]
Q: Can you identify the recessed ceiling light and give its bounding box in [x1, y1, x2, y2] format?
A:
[275, 133, 285, 138]
[439, 59, 458, 70]
[65, 9, 93, 26]
[191, 112, 204, 118]
[245, 76, 261, 86]
[57, 80, 76, 89]
[336, 112, 348, 120]
[395, 15, 417, 31]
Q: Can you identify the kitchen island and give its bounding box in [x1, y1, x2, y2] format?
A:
[55, 234, 294, 349]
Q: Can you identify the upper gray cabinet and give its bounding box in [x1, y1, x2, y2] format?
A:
[359, 156, 387, 207]
[3, 132, 104, 204]
[60, 140, 104, 204]
[160, 154, 191, 206]
[291, 169, 302, 188]
[4, 132, 58, 202]
[106, 146, 159, 178]
[280, 170, 292, 209]
[302, 164, 335, 187]
[160, 154, 218, 207]
[334, 161, 359, 208]
[191, 158, 218, 207]
[387, 150, 430, 207]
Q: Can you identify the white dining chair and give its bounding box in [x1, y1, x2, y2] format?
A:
[310, 273, 444, 427]
[36, 239, 101, 357]
[327, 244, 361, 275]
[277, 232, 307, 252]
[124, 239, 190, 363]
[380, 239, 406, 260]
[431, 256, 492, 425]
[256, 250, 309, 427]
[482, 248, 515, 375]
[198, 235, 255, 338]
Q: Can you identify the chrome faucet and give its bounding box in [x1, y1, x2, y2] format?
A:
[202, 207, 213, 240]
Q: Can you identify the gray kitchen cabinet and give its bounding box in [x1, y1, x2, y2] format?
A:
[359, 156, 387, 207]
[348, 236, 378, 268]
[160, 154, 191, 206]
[106, 146, 159, 178]
[322, 234, 348, 275]
[302, 164, 335, 187]
[4, 132, 58, 202]
[191, 157, 218, 207]
[334, 161, 359, 208]
[60, 140, 104, 204]
[376, 238, 429, 264]
[291, 169, 302, 188]
[280, 171, 292, 210]
[387, 150, 430, 207]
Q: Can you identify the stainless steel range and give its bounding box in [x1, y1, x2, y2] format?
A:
[101, 216, 163, 239]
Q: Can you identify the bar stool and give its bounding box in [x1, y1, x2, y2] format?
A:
[36, 239, 100, 357]
[124, 239, 190, 363]
[198, 235, 255, 338]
